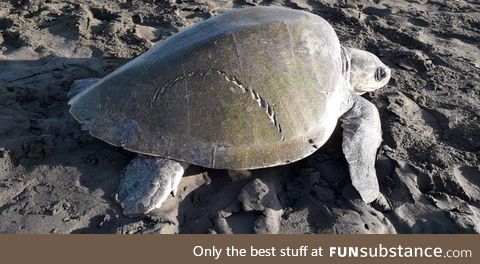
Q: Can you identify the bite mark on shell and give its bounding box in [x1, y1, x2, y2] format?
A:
[149, 69, 284, 140]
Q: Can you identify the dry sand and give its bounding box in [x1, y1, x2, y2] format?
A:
[0, 0, 479, 234]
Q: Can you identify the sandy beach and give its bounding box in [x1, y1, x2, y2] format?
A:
[0, 0, 479, 234]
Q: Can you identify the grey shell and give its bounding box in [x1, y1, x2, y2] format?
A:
[69, 6, 348, 170]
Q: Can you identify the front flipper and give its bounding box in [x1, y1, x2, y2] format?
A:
[114, 155, 189, 216]
[341, 95, 382, 203]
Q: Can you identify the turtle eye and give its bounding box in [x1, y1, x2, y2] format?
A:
[375, 67, 387, 82]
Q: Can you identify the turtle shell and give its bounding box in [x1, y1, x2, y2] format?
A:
[69, 6, 349, 170]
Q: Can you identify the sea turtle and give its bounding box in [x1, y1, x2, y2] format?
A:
[68, 6, 391, 216]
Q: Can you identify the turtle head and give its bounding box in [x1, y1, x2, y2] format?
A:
[342, 47, 391, 94]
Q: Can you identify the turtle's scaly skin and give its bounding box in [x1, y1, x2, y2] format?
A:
[69, 7, 350, 169]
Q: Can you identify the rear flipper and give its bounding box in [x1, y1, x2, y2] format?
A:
[341, 95, 382, 203]
[67, 78, 101, 99]
[114, 155, 189, 216]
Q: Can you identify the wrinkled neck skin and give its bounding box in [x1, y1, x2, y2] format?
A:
[340, 45, 352, 85]
[338, 46, 356, 113]
[341, 45, 366, 96]
[339, 46, 356, 113]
